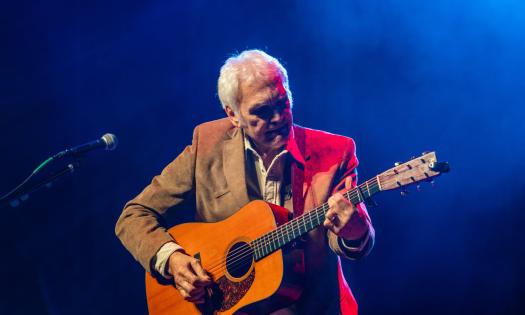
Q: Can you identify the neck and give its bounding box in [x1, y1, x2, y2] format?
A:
[259, 149, 281, 168]
[245, 136, 284, 168]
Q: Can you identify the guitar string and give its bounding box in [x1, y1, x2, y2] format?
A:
[206, 203, 333, 278]
[211, 172, 433, 278]
[203, 201, 335, 276]
[204, 174, 421, 277]
[207, 199, 346, 273]
[203, 178, 378, 275]
[206, 174, 420, 278]
[204, 179, 383, 276]
[211, 173, 433, 276]
[203, 178, 383, 276]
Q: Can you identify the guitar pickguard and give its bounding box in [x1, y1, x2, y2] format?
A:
[216, 269, 255, 312]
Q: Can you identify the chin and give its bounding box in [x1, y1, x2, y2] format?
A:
[272, 135, 289, 148]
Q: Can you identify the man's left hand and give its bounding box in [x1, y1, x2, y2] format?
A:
[323, 176, 369, 241]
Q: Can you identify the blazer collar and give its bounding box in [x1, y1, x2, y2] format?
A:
[223, 124, 309, 208]
[286, 126, 307, 166]
[223, 126, 250, 208]
[232, 124, 307, 166]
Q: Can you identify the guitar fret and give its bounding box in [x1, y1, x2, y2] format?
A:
[278, 227, 283, 248]
[252, 240, 256, 260]
[253, 178, 383, 261]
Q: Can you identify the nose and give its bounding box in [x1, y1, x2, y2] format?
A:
[270, 109, 282, 124]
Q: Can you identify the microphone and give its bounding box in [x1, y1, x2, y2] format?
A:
[54, 133, 118, 158]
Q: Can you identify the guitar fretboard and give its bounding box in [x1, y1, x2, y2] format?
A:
[251, 177, 380, 260]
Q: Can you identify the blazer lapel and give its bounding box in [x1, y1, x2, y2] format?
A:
[223, 127, 250, 209]
[291, 125, 311, 216]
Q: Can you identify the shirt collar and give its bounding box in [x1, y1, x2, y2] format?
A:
[243, 125, 306, 166]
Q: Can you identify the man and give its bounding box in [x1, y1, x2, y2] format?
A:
[116, 50, 374, 314]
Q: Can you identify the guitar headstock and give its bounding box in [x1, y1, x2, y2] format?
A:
[377, 151, 449, 192]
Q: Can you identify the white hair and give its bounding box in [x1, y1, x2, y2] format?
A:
[217, 49, 293, 111]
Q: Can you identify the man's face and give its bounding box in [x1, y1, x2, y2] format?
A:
[228, 75, 293, 154]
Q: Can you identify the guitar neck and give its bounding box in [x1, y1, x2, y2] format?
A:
[251, 177, 381, 261]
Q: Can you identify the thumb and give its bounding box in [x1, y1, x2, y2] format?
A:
[344, 176, 353, 190]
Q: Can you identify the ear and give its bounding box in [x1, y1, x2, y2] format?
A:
[224, 105, 241, 128]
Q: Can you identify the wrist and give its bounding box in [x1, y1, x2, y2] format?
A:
[341, 229, 369, 248]
[166, 249, 186, 276]
[154, 242, 184, 279]
[342, 208, 369, 240]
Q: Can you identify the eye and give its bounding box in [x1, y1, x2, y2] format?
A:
[277, 99, 289, 111]
[251, 98, 289, 120]
[252, 105, 273, 120]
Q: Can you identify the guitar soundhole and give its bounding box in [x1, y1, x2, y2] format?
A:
[226, 241, 253, 278]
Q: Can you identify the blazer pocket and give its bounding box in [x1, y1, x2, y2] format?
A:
[214, 189, 230, 199]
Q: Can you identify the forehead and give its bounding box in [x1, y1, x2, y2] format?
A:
[239, 75, 287, 109]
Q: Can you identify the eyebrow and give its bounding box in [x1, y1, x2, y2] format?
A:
[252, 96, 288, 110]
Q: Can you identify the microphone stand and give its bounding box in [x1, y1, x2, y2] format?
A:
[1, 133, 117, 209]
[0, 162, 78, 209]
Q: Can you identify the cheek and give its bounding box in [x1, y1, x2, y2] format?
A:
[284, 109, 293, 120]
[248, 117, 267, 130]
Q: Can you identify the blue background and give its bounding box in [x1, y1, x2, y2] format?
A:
[1, 1, 524, 314]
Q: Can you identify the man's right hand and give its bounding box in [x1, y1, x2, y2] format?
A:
[168, 251, 212, 304]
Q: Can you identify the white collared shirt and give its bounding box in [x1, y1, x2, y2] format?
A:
[153, 126, 370, 277]
[243, 136, 288, 207]
[154, 130, 297, 278]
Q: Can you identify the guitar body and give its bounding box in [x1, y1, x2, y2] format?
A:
[143, 151, 449, 314]
[145, 200, 302, 315]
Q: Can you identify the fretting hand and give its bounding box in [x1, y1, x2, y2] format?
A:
[323, 176, 369, 241]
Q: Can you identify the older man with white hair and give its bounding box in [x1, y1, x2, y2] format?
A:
[116, 49, 374, 314]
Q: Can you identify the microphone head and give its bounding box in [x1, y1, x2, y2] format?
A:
[101, 133, 118, 151]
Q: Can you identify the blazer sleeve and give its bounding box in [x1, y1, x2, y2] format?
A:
[327, 138, 375, 260]
[115, 126, 199, 274]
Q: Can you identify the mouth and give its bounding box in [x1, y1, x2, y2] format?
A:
[265, 124, 290, 140]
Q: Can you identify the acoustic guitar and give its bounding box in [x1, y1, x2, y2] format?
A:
[145, 151, 449, 314]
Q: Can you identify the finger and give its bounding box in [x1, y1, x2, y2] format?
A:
[325, 208, 336, 221]
[323, 210, 337, 229]
[192, 298, 205, 304]
[188, 283, 205, 295]
[177, 287, 189, 299]
[324, 219, 341, 234]
[333, 193, 350, 207]
[327, 195, 336, 208]
[323, 219, 334, 229]
[191, 296, 206, 304]
[186, 289, 206, 302]
[177, 267, 200, 287]
[190, 260, 212, 284]
[176, 279, 196, 296]
[178, 281, 206, 302]
[345, 176, 353, 190]
[332, 193, 355, 218]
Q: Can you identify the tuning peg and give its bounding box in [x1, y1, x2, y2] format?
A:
[400, 189, 409, 196]
[416, 184, 421, 191]
[394, 162, 401, 166]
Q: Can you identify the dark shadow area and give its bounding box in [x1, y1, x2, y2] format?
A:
[1, 1, 524, 314]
